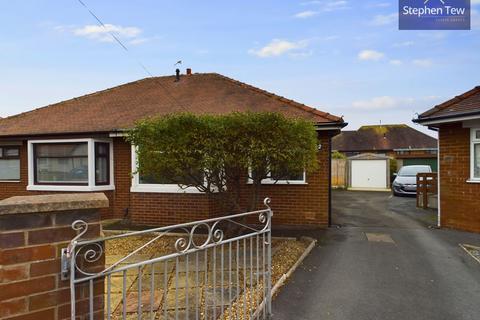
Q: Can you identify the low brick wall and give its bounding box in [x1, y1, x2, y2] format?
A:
[0, 193, 108, 320]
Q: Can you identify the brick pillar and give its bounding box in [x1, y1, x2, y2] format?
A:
[0, 193, 108, 320]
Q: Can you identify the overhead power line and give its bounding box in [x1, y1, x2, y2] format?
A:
[75, 0, 208, 114]
[76, 0, 153, 77]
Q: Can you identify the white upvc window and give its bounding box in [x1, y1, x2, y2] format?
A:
[0, 146, 21, 182]
[470, 128, 480, 181]
[248, 168, 307, 185]
[27, 139, 114, 192]
[130, 145, 203, 193]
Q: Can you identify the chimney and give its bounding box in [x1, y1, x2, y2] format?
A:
[175, 68, 180, 81]
[186, 68, 192, 75]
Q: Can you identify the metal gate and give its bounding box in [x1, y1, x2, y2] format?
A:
[62, 198, 273, 320]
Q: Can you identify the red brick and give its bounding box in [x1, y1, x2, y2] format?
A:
[3, 308, 55, 320]
[29, 288, 71, 311]
[0, 244, 55, 265]
[30, 259, 61, 277]
[0, 275, 55, 301]
[0, 264, 29, 283]
[0, 134, 332, 228]
[28, 224, 100, 245]
[0, 232, 25, 249]
[0, 298, 27, 318]
[438, 123, 480, 233]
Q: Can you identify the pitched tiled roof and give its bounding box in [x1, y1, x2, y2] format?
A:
[415, 86, 480, 122]
[332, 124, 437, 152]
[0, 73, 343, 137]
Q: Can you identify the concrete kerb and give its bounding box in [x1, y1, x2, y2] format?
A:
[252, 236, 317, 318]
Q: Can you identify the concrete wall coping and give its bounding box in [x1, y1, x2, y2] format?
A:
[0, 193, 109, 215]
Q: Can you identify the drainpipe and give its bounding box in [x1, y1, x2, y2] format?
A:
[328, 135, 332, 227]
[437, 128, 441, 227]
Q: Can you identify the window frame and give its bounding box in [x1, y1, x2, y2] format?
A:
[130, 145, 204, 193]
[27, 138, 114, 191]
[33, 142, 89, 186]
[0, 146, 21, 182]
[247, 168, 307, 185]
[94, 142, 110, 186]
[470, 128, 480, 182]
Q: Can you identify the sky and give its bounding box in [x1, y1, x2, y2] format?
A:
[1, 0, 480, 137]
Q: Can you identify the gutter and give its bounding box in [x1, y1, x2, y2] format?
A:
[315, 121, 348, 131]
[0, 130, 115, 140]
[413, 110, 480, 126]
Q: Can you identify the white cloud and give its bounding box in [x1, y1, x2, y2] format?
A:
[351, 96, 441, 111]
[301, 0, 350, 12]
[412, 59, 433, 67]
[294, 10, 318, 18]
[368, 2, 391, 8]
[249, 39, 308, 58]
[73, 24, 141, 42]
[352, 96, 404, 110]
[56, 24, 149, 44]
[472, 0, 480, 5]
[358, 49, 385, 61]
[370, 13, 397, 26]
[389, 59, 403, 66]
[128, 38, 149, 45]
[393, 41, 415, 47]
[323, 0, 350, 11]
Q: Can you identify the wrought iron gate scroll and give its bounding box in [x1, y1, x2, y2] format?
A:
[62, 198, 273, 320]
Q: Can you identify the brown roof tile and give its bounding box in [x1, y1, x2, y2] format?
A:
[332, 124, 437, 152]
[0, 73, 343, 137]
[416, 86, 480, 121]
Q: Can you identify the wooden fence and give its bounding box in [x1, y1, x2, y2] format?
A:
[416, 172, 438, 209]
[332, 158, 347, 188]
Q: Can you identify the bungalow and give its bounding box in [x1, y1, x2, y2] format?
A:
[0, 71, 345, 228]
[414, 86, 480, 233]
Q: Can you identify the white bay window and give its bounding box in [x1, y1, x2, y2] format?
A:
[27, 139, 114, 191]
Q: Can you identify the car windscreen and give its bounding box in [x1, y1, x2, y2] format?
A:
[398, 166, 430, 176]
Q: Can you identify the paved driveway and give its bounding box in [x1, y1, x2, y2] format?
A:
[273, 190, 480, 320]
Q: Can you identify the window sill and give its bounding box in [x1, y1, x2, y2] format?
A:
[130, 184, 204, 194]
[466, 179, 480, 184]
[0, 180, 21, 183]
[247, 180, 308, 185]
[27, 184, 115, 192]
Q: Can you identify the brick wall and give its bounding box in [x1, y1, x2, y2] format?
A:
[0, 193, 107, 320]
[439, 123, 480, 233]
[0, 132, 333, 229]
[0, 141, 115, 219]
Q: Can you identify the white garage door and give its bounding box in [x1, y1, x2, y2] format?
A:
[351, 160, 387, 189]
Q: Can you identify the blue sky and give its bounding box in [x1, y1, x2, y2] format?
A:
[1, 0, 479, 136]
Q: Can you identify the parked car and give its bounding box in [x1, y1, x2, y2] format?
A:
[392, 165, 432, 196]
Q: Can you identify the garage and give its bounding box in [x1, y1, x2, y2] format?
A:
[348, 153, 390, 190]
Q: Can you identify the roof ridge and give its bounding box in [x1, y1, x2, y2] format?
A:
[211, 73, 343, 123]
[419, 86, 480, 118]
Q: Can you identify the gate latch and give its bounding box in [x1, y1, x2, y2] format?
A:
[60, 248, 70, 280]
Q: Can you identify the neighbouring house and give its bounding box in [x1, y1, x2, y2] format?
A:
[414, 86, 480, 233]
[330, 124, 437, 189]
[0, 71, 345, 228]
